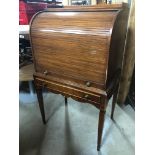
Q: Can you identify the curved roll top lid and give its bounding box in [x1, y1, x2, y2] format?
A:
[30, 4, 128, 89]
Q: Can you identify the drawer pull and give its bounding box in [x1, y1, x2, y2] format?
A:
[86, 81, 91, 87]
[84, 94, 89, 99]
[43, 70, 48, 75]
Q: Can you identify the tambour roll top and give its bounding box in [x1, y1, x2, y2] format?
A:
[30, 3, 129, 93]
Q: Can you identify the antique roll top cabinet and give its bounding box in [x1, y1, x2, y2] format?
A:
[30, 3, 129, 151]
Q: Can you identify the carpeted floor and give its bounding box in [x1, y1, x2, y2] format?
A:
[19, 93, 135, 155]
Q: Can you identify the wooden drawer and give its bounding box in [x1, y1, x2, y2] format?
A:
[35, 77, 101, 104]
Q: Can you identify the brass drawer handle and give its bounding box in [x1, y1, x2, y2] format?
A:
[86, 81, 91, 87]
[43, 70, 48, 75]
[84, 94, 89, 99]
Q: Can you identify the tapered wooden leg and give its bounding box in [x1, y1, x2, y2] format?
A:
[36, 88, 46, 124]
[111, 85, 119, 120]
[97, 109, 106, 151]
[65, 97, 68, 106]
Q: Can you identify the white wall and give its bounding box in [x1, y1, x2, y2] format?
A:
[62, 0, 96, 6]
[62, 0, 69, 6]
[112, 0, 128, 3]
[62, 0, 129, 6]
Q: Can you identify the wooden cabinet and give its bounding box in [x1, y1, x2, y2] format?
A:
[30, 4, 129, 151]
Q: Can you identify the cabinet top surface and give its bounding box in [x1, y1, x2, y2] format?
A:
[44, 4, 124, 12]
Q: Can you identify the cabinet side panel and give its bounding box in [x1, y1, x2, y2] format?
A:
[106, 4, 129, 88]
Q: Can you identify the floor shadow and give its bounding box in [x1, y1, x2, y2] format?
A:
[44, 94, 64, 122]
[64, 106, 82, 155]
[101, 116, 113, 146]
[46, 101, 63, 122]
[19, 104, 46, 155]
[112, 119, 135, 150]
[98, 150, 104, 155]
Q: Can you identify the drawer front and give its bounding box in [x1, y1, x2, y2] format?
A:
[35, 69, 105, 90]
[35, 77, 101, 104]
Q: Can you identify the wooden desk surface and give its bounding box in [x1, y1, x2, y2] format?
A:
[19, 64, 34, 81]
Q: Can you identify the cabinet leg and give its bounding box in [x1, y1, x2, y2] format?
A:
[111, 85, 119, 120]
[65, 97, 68, 106]
[97, 109, 106, 151]
[36, 88, 46, 124]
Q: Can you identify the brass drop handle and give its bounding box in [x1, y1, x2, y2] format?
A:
[86, 81, 91, 87]
[43, 70, 48, 75]
[84, 94, 89, 99]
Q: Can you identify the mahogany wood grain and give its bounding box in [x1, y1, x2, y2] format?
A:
[35, 87, 46, 124]
[30, 4, 129, 151]
[35, 77, 101, 102]
[34, 72, 106, 94]
[97, 110, 106, 151]
[107, 3, 129, 87]
[31, 11, 116, 87]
